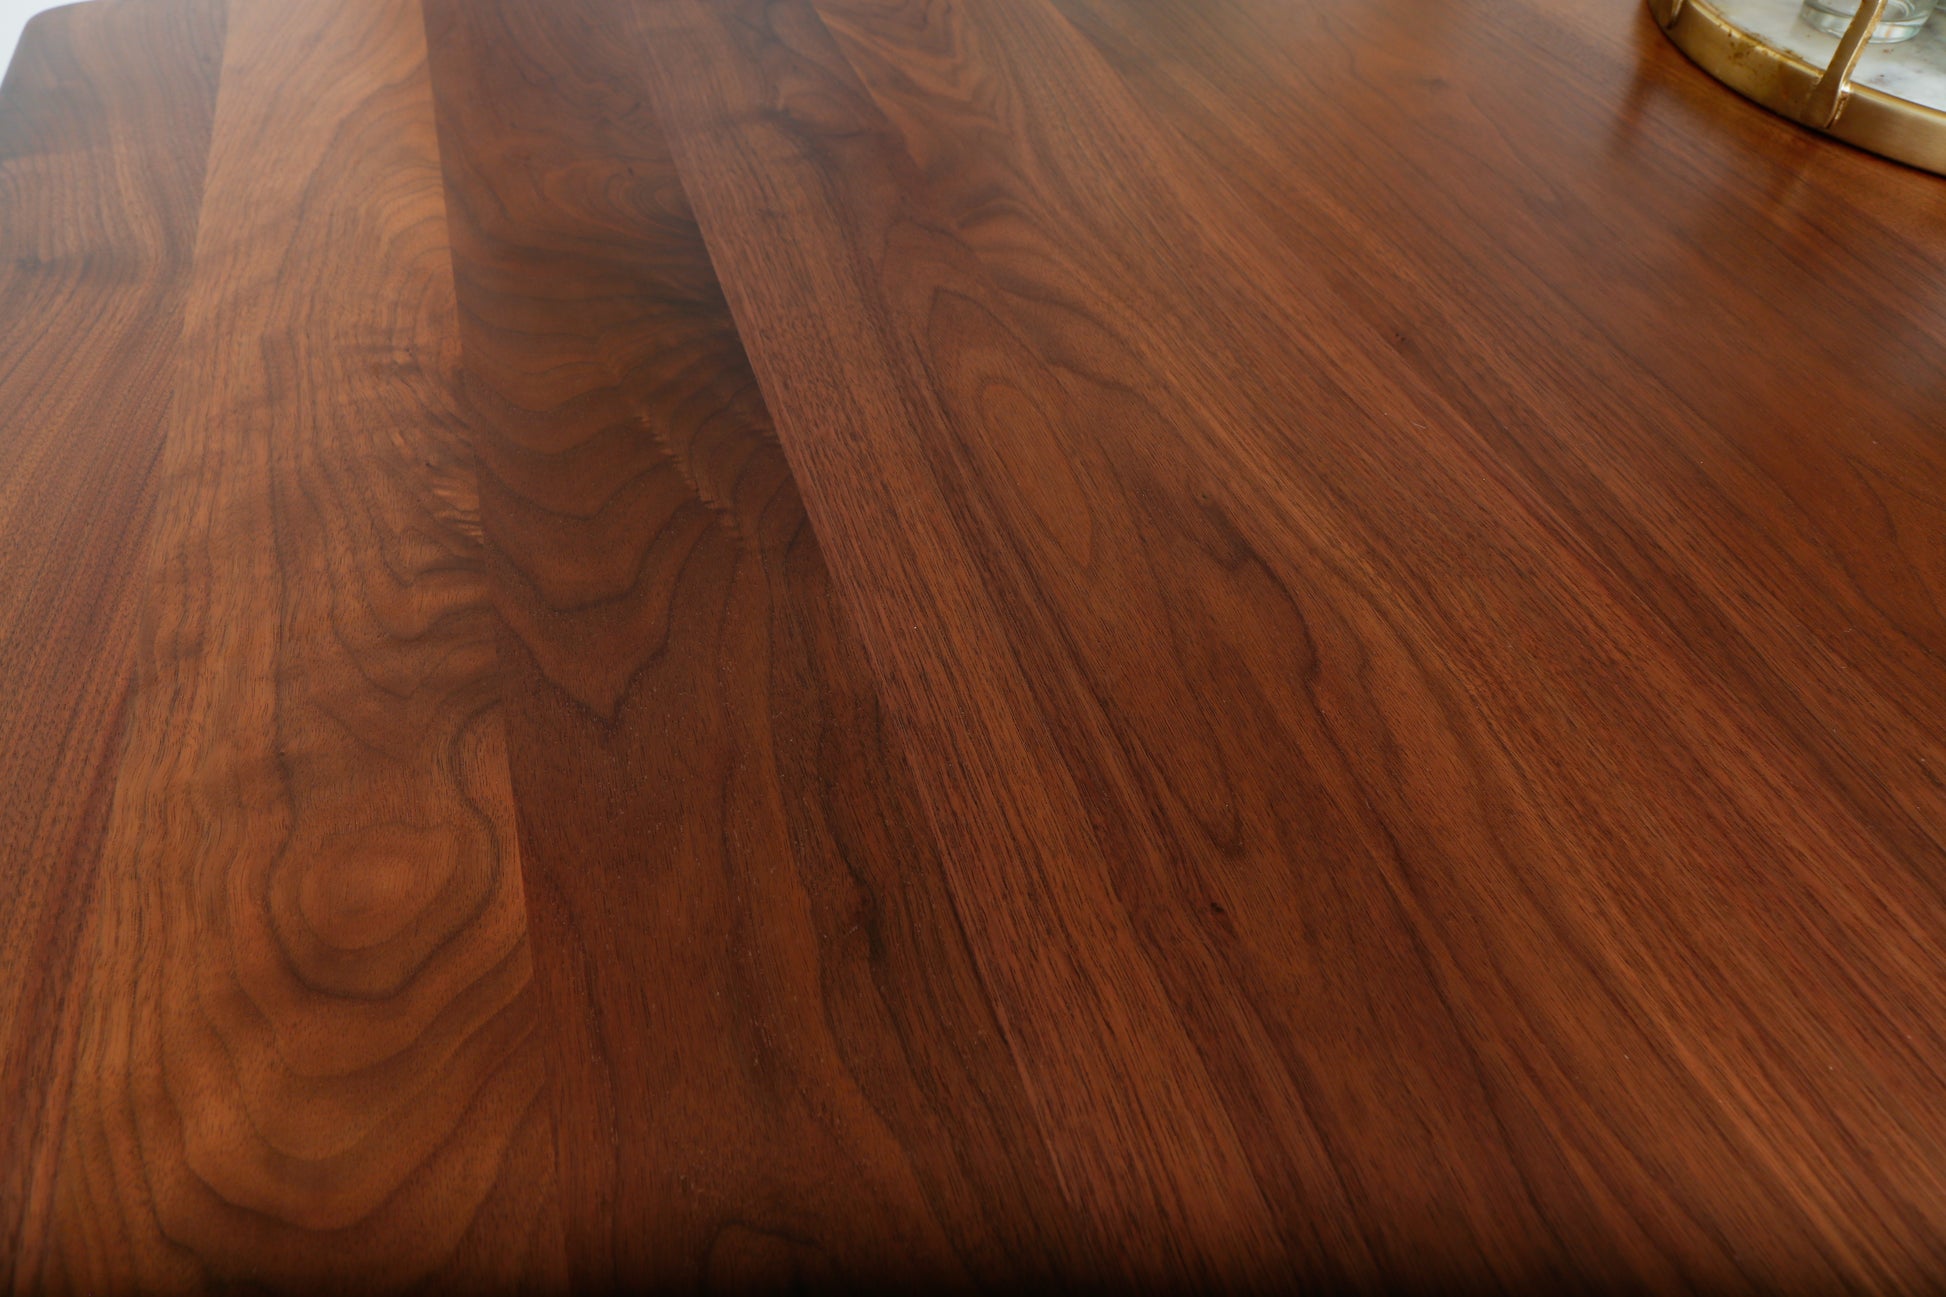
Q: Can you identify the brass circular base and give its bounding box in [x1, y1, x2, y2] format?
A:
[1651, 0, 1946, 174]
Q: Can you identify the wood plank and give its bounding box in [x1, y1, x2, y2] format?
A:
[5, 0, 1940, 1285]
[630, 2, 1355, 1287]
[630, 0, 1946, 1287]
[1034, 0, 1946, 904]
[0, 0, 224, 1276]
[421, 0, 1080, 1286]
[23, 0, 567, 1287]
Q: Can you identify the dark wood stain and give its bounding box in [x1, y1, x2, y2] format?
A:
[627, 0, 1946, 1287]
[2, 0, 1943, 1288]
[0, 0, 224, 1280]
[423, 0, 1075, 1287]
[11, 0, 565, 1289]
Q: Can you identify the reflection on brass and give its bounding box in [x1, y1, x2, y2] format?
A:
[1651, 0, 1946, 174]
[1802, 0, 1887, 127]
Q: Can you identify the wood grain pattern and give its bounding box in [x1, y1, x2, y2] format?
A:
[627, 0, 1946, 1288]
[20, 0, 566, 1287]
[0, 0, 224, 1278]
[423, 2, 1080, 1287]
[4, 0, 1944, 1287]
[1034, 0, 1946, 898]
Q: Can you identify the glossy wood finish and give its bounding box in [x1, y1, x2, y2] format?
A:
[8, 0, 564, 1288]
[3, 0, 1945, 1288]
[422, 1, 1072, 1286]
[0, 0, 223, 1277]
[626, 0, 1946, 1287]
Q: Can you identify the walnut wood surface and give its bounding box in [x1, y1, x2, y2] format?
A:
[2, 0, 1944, 1289]
[628, 0, 1946, 1288]
[8, 0, 565, 1288]
[422, 0, 1074, 1287]
[0, 0, 223, 1279]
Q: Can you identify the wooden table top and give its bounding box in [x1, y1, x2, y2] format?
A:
[3, 0, 1944, 1288]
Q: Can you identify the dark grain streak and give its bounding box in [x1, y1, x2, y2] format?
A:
[631, 0, 1946, 1286]
[424, 0, 1077, 1287]
[9, 0, 1946, 1286]
[0, 1, 225, 1283]
[15, 0, 568, 1288]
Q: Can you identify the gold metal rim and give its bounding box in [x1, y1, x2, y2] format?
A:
[1652, 0, 1946, 175]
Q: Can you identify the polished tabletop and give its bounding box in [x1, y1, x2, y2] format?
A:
[3, 0, 1944, 1289]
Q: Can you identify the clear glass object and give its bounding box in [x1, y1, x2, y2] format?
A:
[1801, 0, 1940, 43]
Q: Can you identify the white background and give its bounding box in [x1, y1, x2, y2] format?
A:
[1, 1, 66, 87]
